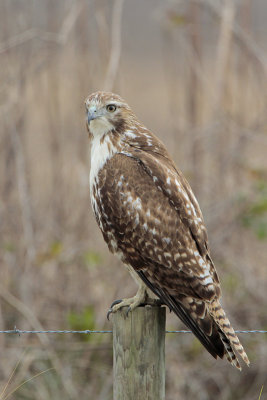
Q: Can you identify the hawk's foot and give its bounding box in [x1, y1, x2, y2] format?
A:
[107, 286, 162, 319]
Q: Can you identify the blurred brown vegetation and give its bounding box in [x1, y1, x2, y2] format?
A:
[0, 0, 267, 399]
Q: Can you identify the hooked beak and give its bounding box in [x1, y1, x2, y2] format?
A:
[87, 105, 102, 125]
[87, 111, 98, 124]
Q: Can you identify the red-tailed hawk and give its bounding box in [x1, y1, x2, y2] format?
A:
[85, 91, 249, 370]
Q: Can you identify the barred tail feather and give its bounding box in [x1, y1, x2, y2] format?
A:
[218, 330, 241, 370]
[209, 300, 250, 369]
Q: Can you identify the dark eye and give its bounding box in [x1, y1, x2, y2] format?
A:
[106, 104, 117, 112]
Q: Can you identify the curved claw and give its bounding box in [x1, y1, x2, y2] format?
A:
[107, 309, 113, 321]
[110, 299, 123, 309]
[107, 299, 122, 320]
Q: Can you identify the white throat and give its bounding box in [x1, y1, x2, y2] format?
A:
[89, 132, 118, 194]
[89, 118, 114, 138]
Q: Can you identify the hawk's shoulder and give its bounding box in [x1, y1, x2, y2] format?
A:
[119, 146, 210, 258]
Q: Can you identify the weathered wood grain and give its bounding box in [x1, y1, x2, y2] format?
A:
[113, 305, 166, 400]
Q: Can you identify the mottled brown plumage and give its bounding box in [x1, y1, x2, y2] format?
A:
[85, 91, 249, 369]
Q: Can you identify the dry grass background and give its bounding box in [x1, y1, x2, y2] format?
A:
[0, 0, 267, 399]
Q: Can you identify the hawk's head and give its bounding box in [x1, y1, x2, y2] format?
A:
[85, 91, 133, 139]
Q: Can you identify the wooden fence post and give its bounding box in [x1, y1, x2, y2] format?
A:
[112, 305, 166, 400]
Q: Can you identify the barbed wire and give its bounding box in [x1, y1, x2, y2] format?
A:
[0, 328, 266, 335]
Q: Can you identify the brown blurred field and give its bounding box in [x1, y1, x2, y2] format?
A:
[0, 0, 267, 399]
